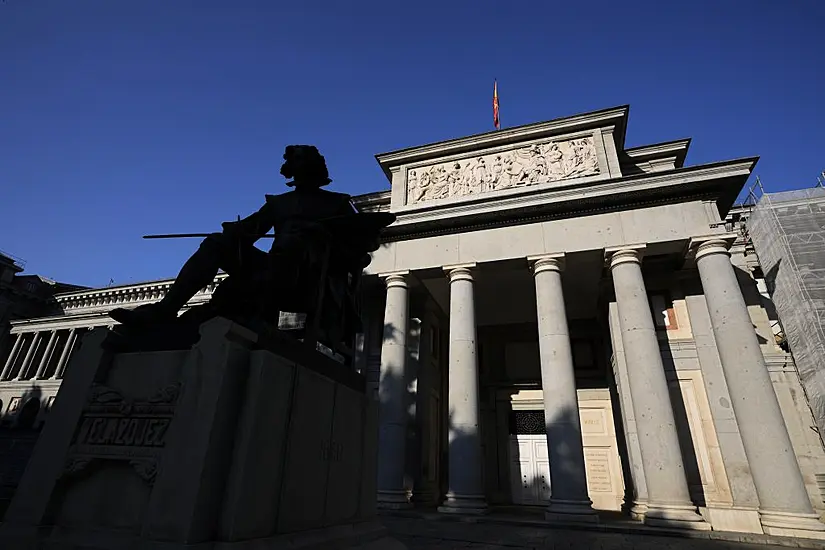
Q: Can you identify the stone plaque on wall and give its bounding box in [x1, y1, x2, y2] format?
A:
[584, 447, 614, 494]
[579, 409, 607, 436]
[406, 135, 600, 205]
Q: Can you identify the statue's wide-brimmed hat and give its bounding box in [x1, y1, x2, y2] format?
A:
[281, 145, 332, 187]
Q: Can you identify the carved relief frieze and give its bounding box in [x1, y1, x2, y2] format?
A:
[406, 135, 600, 205]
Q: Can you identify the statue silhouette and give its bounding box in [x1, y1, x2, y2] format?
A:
[108, 145, 395, 357]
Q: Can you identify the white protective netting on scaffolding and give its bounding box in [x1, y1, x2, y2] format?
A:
[747, 187, 825, 442]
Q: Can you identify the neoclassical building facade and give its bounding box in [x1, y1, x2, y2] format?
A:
[2, 106, 825, 538]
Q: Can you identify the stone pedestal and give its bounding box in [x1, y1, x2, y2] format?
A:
[0, 318, 402, 549]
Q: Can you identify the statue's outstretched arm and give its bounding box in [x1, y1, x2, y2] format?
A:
[221, 204, 274, 244]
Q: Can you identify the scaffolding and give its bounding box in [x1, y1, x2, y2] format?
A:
[746, 173, 825, 442]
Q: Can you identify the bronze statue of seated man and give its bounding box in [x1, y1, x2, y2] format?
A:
[108, 145, 395, 351]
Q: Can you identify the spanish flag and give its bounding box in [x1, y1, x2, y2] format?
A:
[493, 80, 500, 130]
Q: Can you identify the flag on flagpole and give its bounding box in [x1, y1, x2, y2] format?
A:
[493, 80, 500, 130]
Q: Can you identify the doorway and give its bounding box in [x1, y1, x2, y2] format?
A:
[508, 433, 551, 505]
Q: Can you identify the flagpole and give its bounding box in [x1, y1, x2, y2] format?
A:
[493, 78, 500, 131]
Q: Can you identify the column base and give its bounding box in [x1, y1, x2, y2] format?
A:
[761, 509, 825, 538]
[644, 503, 710, 531]
[377, 490, 412, 510]
[702, 507, 763, 534]
[437, 493, 488, 515]
[629, 501, 649, 521]
[544, 498, 599, 524]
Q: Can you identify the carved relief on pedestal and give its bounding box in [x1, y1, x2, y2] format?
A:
[406, 135, 600, 205]
[61, 382, 182, 486]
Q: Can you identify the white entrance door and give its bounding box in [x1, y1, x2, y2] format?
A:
[508, 435, 551, 505]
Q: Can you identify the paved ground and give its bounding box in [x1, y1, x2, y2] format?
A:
[381, 515, 824, 550]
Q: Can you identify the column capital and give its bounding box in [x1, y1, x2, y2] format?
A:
[688, 233, 737, 261]
[528, 253, 565, 275]
[605, 244, 646, 270]
[380, 270, 410, 289]
[443, 263, 477, 283]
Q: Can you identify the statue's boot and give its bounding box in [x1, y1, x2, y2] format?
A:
[109, 302, 178, 326]
[110, 238, 223, 326]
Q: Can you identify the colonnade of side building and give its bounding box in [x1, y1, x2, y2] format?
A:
[1, 328, 82, 383]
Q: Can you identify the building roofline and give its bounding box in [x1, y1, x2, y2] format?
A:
[352, 189, 391, 207]
[0, 250, 26, 273]
[375, 105, 630, 179]
[624, 138, 692, 168]
[54, 273, 226, 300]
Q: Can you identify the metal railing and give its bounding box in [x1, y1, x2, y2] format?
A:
[0, 251, 25, 271]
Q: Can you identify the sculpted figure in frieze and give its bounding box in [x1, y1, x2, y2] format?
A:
[406, 135, 600, 205]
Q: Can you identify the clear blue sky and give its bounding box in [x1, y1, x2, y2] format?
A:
[1, 1, 823, 288]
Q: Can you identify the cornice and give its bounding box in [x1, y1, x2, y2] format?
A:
[375, 105, 629, 179]
[765, 353, 795, 372]
[352, 190, 392, 212]
[10, 311, 114, 333]
[56, 274, 226, 301]
[46, 274, 228, 317]
[0, 379, 62, 390]
[727, 204, 754, 217]
[379, 157, 757, 240]
[10, 283, 226, 333]
[624, 138, 691, 168]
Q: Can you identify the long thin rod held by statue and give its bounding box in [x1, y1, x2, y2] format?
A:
[142, 211, 394, 240]
[142, 233, 276, 239]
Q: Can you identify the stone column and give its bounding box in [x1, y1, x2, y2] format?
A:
[692, 236, 825, 535]
[684, 294, 763, 533]
[438, 264, 487, 514]
[34, 331, 58, 380]
[607, 302, 649, 518]
[52, 329, 76, 380]
[377, 272, 412, 508]
[1, 333, 23, 380]
[530, 254, 598, 523]
[606, 246, 707, 530]
[15, 333, 41, 381]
